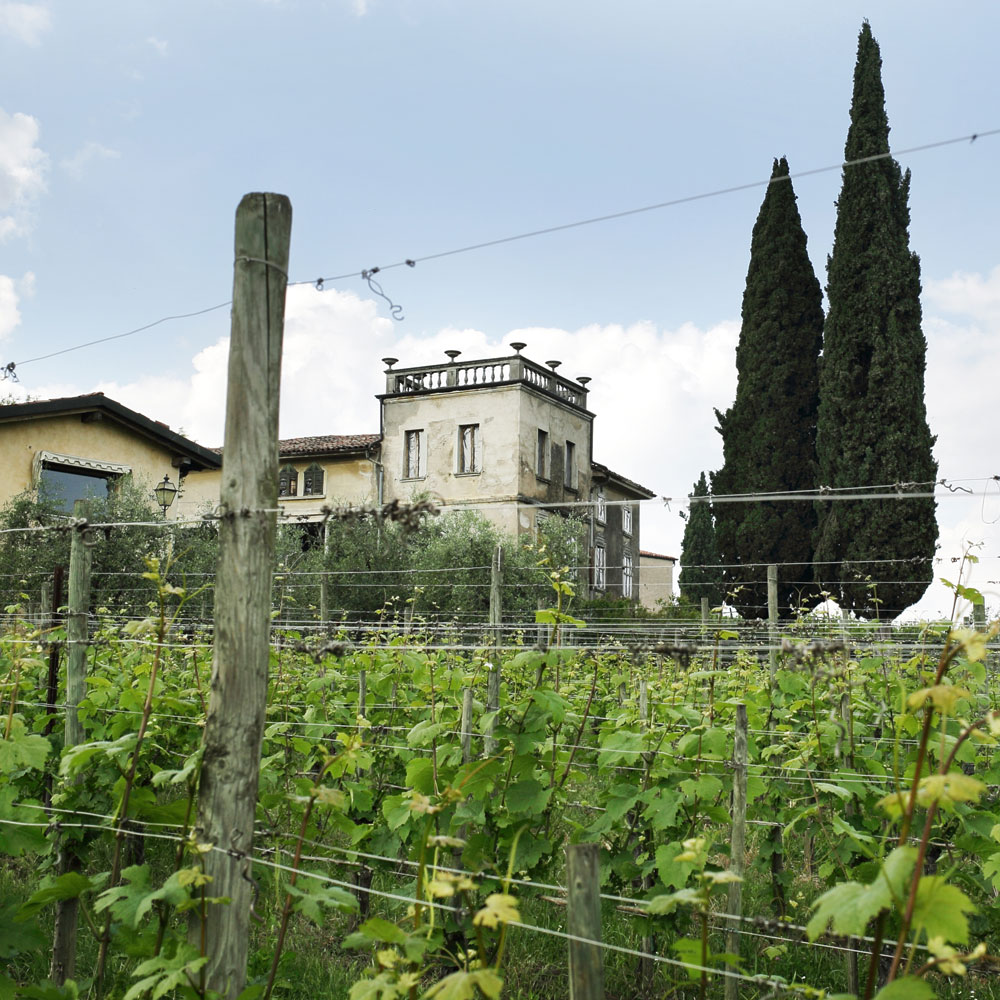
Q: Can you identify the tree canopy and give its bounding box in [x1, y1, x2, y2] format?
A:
[713, 157, 824, 616]
[814, 22, 938, 618]
[678, 473, 723, 609]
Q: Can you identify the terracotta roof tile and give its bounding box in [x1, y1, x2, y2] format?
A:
[278, 433, 380, 457]
[640, 550, 677, 561]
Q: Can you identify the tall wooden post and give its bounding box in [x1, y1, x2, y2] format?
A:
[42, 565, 65, 741]
[65, 503, 93, 749]
[485, 544, 503, 755]
[725, 703, 748, 1000]
[973, 600, 986, 631]
[319, 520, 330, 631]
[461, 687, 474, 764]
[193, 193, 291, 999]
[567, 843, 604, 1000]
[51, 504, 93, 983]
[767, 564, 778, 690]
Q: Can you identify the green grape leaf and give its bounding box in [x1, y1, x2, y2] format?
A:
[0, 719, 51, 772]
[285, 878, 358, 925]
[18, 872, 98, 918]
[911, 877, 975, 945]
[807, 847, 916, 939]
[505, 778, 550, 816]
[94, 865, 190, 929]
[655, 841, 696, 891]
[873, 978, 936, 1000]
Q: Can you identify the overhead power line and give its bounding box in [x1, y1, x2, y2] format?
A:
[4, 127, 997, 375]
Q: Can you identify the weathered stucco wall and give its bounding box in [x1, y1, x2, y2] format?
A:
[639, 554, 675, 610]
[0, 414, 194, 514]
[515, 388, 593, 535]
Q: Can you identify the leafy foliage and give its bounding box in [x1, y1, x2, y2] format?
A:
[678, 473, 723, 608]
[814, 22, 937, 617]
[712, 157, 824, 617]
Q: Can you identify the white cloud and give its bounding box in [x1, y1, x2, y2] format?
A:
[0, 2, 50, 45]
[14, 272, 1000, 620]
[0, 107, 47, 238]
[925, 266, 1000, 328]
[0, 270, 35, 342]
[146, 36, 168, 55]
[60, 141, 120, 180]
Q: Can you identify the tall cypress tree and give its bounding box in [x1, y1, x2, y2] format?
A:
[713, 158, 824, 618]
[678, 472, 724, 609]
[814, 22, 937, 618]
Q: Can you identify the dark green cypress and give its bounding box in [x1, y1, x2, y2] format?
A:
[712, 158, 824, 618]
[814, 22, 937, 618]
[678, 472, 724, 609]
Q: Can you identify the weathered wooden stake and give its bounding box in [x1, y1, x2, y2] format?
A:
[50, 504, 93, 983]
[65, 504, 93, 750]
[358, 668, 367, 718]
[485, 544, 503, 755]
[839, 689, 859, 994]
[725, 703, 748, 1000]
[319, 520, 329, 630]
[567, 843, 604, 1000]
[973, 599, 986, 631]
[461, 687, 474, 764]
[42, 565, 65, 742]
[638, 675, 655, 991]
[193, 193, 291, 999]
[767, 564, 778, 691]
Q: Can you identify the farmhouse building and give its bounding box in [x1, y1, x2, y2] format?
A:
[0, 347, 660, 600]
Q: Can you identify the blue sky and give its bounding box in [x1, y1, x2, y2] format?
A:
[1, 0, 998, 618]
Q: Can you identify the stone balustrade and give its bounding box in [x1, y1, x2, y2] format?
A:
[384, 355, 589, 409]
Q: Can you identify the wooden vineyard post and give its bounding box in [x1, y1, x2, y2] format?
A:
[767, 564, 778, 695]
[700, 596, 709, 633]
[973, 599, 986, 632]
[50, 505, 94, 983]
[42, 564, 65, 742]
[65, 503, 93, 750]
[725, 703, 748, 1000]
[839, 689, 859, 994]
[193, 193, 291, 999]
[461, 686, 474, 764]
[319, 520, 329, 631]
[485, 544, 503, 755]
[567, 843, 604, 1000]
[638, 676, 654, 992]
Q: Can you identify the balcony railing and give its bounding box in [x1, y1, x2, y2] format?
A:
[385, 355, 589, 409]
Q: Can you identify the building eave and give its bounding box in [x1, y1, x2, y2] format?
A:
[0, 393, 222, 471]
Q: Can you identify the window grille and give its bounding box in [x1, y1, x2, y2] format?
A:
[458, 424, 480, 473]
[279, 465, 298, 497]
[303, 464, 324, 496]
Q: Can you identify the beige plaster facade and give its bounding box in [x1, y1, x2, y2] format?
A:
[0, 395, 221, 518]
[638, 551, 677, 610]
[1, 350, 653, 600]
[380, 355, 594, 538]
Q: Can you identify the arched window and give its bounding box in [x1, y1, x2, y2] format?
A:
[279, 465, 298, 497]
[303, 463, 325, 496]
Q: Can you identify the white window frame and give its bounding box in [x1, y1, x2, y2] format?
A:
[623, 550, 634, 598]
[403, 429, 427, 479]
[593, 544, 606, 591]
[33, 450, 131, 482]
[536, 429, 549, 479]
[622, 503, 633, 536]
[595, 488, 606, 525]
[457, 423, 481, 474]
